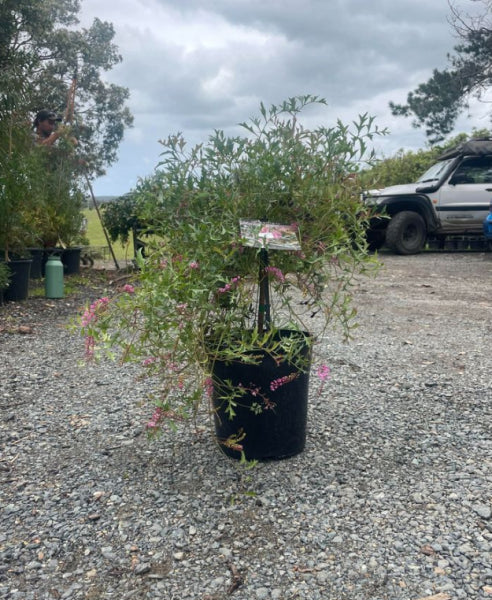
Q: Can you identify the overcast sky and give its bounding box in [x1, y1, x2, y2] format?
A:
[78, 0, 490, 196]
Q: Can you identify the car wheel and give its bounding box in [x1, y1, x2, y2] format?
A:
[385, 211, 426, 255]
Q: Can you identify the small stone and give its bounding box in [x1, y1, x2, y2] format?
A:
[101, 547, 115, 560]
[134, 563, 151, 576]
[173, 552, 184, 561]
[18, 325, 33, 335]
[473, 504, 491, 520]
[458, 543, 475, 555]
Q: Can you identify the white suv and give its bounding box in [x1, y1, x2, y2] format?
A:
[363, 139, 492, 254]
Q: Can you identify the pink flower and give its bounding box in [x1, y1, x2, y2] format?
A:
[188, 261, 199, 270]
[81, 297, 110, 327]
[143, 357, 158, 366]
[264, 266, 285, 283]
[316, 364, 331, 381]
[146, 407, 163, 430]
[122, 284, 135, 294]
[270, 372, 299, 391]
[217, 276, 240, 294]
[84, 335, 95, 359]
[204, 377, 214, 398]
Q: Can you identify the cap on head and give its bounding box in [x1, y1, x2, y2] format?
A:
[34, 109, 62, 126]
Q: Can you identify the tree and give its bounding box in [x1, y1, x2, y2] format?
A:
[390, 0, 492, 144]
[359, 129, 491, 189]
[0, 0, 133, 176]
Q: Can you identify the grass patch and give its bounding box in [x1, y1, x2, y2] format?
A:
[83, 208, 133, 261]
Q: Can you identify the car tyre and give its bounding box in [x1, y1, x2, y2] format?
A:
[386, 211, 426, 255]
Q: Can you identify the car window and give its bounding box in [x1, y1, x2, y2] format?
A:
[451, 156, 492, 184]
[417, 159, 455, 183]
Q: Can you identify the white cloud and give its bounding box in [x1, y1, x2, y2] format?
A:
[78, 0, 490, 195]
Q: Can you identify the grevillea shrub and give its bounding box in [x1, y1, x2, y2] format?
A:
[80, 95, 383, 450]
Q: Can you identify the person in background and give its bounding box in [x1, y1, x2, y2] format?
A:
[33, 109, 76, 146]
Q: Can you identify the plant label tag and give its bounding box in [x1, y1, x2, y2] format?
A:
[239, 220, 301, 251]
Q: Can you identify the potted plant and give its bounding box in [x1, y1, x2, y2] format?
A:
[81, 96, 383, 460]
[102, 192, 146, 258]
[29, 140, 86, 275]
[0, 110, 37, 300]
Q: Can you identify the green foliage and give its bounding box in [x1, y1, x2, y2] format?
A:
[359, 129, 491, 189]
[390, 1, 492, 143]
[0, 0, 130, 255]
[101, 194, 142, 245]
[0, 0, 133, 176]
[29, 143, 86, 247]
[0, 113, 39, 259]
[81, 96, 384, 441]
[0, 262, 10, 289]
[0, 113, 86, 255]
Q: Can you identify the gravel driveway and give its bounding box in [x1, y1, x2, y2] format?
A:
[1, 252, 491, 600]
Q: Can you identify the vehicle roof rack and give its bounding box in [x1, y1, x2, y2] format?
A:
[438, 138, 492, 160]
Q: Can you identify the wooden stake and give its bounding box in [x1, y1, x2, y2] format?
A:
[84, 173, 120, 270]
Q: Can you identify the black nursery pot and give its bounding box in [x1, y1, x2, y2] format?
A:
[4, 258, 32, 302]
[62, 247, 82, 275]
[211, 329, 311, 461]
[27, 248, 44, 279]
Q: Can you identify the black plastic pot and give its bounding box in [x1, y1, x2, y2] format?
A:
[28, 248, 44, 279]
[211, 329, 311, 461]
[4, 258, 32, 302]
[62, 247, 82, 275]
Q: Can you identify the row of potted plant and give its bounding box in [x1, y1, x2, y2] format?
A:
[0, 111, 86, 300]
[81, 96, 384, 461]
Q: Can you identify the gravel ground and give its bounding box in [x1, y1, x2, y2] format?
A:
[1, 252, 491, 600]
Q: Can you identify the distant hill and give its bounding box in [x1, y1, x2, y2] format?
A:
[96, 195, 118, 204]
[85, 195, 118, 208]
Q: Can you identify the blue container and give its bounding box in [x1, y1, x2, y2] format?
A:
[483, 212, 492, 240]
